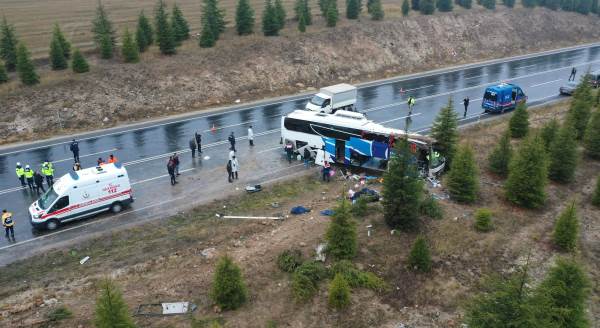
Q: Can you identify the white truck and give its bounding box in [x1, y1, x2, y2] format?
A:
[29, 163, 133, 230]
[305, 84, 358, 114]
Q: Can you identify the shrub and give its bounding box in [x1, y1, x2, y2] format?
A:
[447, 144, 479, 203]
[431, 99, 459, 166]
[408, 236, 431, 273]
[331, 260, 387, 292]
[351, 196, 368, 219]
[402, 0, 410, 14]
[505, 135, 548, 208]
[328, 274, 351, 310]
[71, 48, 89, 73]
[548, 124, 578, 184]
[420, 194, 444, 220]
[592, 175, 600, 207]
[292, 261, 329, 301]
[210, 256, 247, 311]
[16, 43, 39, 86]
[552, 202, 579, 252]
[509, 103, 529, 138]
[94, 279, 135, 328]
[474, 208, 493, 232]
[277, 249, 303, 273]
[0, 61, 7, 83]
[326, 198, 357, 260]
[47, 306, 73, 322]
[583, 109, 600, 159]
[540, 118, 559, 152]
[488, 129, 512, 177]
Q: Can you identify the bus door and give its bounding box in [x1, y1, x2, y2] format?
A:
[335, 140, 345, 163]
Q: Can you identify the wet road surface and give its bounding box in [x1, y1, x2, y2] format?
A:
[0, 44, 599, 266]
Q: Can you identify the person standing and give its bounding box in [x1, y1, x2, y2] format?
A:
[303, 148, 311, 167]
[407, 96, 416, 114]
[322, 161, 331, 182]
[569, 67, 577, 81]
[195, 132, 202, 153]
[97, 158, 105, 166]
[285, 141, 294, 163]
[226, 159, 233, 183]
[33, 171, 45, 194]
[2, 209, 15, 240]
[189, 138, 197, 158]
[15, 163, 26, 187]
[228, 132, 236, 151]
[70, 139, 80, 162]
[24, 165, 34, 191]
[247, 126, 254, 146]
[173, 153, 180, 176]
[42, 161, 54, 186]
[107, 154, 118, 164]
[167, 157, 177, 185]
[463, 96, 470, 118]
[231, 155, 239, 180]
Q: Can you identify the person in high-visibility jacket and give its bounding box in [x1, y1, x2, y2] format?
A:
[15, 163, 26, 187]
[407, 96, 416, 114]
[41, 161, 54, 186]
[2, 209, 15, 239]
[24, 165, 34, 190]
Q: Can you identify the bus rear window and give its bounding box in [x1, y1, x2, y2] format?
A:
[484, 91, 497, 102]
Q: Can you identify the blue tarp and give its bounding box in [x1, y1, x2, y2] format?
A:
[290, 206, 311, 215]
[320, 209, 334, 216]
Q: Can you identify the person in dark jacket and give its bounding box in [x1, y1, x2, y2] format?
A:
[228, 132, 236, 152]
[463, 97, 469, 118]
[569, 67, 577, 81]
[195, 132, 202, 153]
[303, 148, 311, 167]
[70, 139, 80, 162]
[285, 142, 294, 163]
[33, 171, 45, 194]
[172, 153, 180, 175]
[167, 157, 177, 185]
[189, 138, 197, 158]
[226, 159, 233, 183]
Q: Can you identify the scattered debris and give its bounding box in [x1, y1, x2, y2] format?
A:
[79, 256, 90, 265]
[427, 177, 441, 188]
[432, 193, 449, 200]
[315, 243, 327, 262]
[320, 209, 334, 216]
[203, 155, 210, 160]
[290, 206, 311, 215]
[235, 99, 241, 103]
[271, 202, 280, 208]
[245, 184, 262, 193]
[135, 302, 197, 316]
[366, 224, 373, 237]
[216, 214, 284, 220]
[351, 188, 380, 201]
[391, 229, 396, 235]
[200, 248, 217, 259]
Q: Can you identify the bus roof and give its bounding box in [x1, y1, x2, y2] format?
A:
[486, 83, 518, 93]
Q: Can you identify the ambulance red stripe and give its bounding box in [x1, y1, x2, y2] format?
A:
[41, 189, 132, 219]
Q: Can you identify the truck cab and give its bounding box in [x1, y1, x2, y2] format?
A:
[306, 84, 357, 114]
[482, 83, 527, 113]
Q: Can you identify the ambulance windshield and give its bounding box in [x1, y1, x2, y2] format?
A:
[39, 188, 59, 210]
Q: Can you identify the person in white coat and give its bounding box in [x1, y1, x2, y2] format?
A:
[231, 155, 239, 180]
[248, 125, 254, 146]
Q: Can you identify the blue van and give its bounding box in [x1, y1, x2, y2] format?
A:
[482, 83, 527, 113]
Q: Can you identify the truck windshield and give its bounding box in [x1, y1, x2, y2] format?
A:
[38, 187, 59, 210]
[310, 95, 326, 106]
[483, 91, 497, 102]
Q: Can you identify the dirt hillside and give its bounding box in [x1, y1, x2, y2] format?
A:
[1, 7, 599, 144]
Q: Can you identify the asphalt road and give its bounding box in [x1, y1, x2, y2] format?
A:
[1, 43, 599, 266]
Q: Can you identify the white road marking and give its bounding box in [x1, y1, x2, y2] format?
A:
[530, 79, 561, 88]
[131, 168, 195, 185]
[379, 113, 423, 124]
[519, 64, 538, 69]
[202, 120, 257, 133]
[464, 74, 488, 80]
[404, 84, 434, 92]
[52, 148, 119, 164]
[258, 146, 282, 154]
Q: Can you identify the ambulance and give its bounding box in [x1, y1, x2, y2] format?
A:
[29, 163, 133, 230]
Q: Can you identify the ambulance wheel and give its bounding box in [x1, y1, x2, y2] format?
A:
[46, 219, 60, 231]
[110, 202, 123, 214]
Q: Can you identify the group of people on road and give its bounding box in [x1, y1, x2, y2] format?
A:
[15, 161, 54, 195]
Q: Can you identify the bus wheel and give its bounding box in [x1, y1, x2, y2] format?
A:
[46, 219, 60, 230]
[110, 202, 123, 214]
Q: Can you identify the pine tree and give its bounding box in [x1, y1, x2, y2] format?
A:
[447, 144, 479, 203]
[474, 208, 493, 232]
[548, 124, 578, 184]
[202, 0, 227, 41]
[420, 0, 435, 14]
[326, 198, 358, 260]
[326, 0, 339, 27]
[431, 99, 459, 167]
[408, 236, 431, 273]
[52, 24, 71, 59]
[411, 0, 420, 10]
[49, 37, 68, 70]
[543, 0, 560, 9]
[136, 11, 153, 52]
[576, 0, 592, 13]
[540, 118, 559, 152]
[402, 0, 411, 15]
[566, 76, 594, 140]
[505, 135, 549, 209]
[536, 258, 590, 328]
[71, 48, 90, 73]
[552, 202, 579, 252]
[347, 0, 361, 18]
[382, 139, 424, 231]
[321, 0, 331, 15]
[488, 129, 512, 177]
[302, 0, 313, 24]
[236, 0, 255, 35]
[591, 0, 599, 13]
[0, 61, 7, 83]
[592, 175, 600, 207]
[328, 274, 351, 310]
[262, 0, 280, 36]
[199, 20, 216, 47]
[509, 102, 529, 138]
[274, 0, 287, 30]
[210, 256, 247, 311]
[522, 0, 537, 7]
[482, 0, 496, 9]
[583, 109, 600, 159]
[503, 0, 516, 7]
[172, 3, 191, 44]
[97, 34, 112, 59]
[458, 0, 473, 8]
[0, 17, 19, 71]
[155, 0, 176, 54]
[16, 43, 39, 86]
[369, 0, 384, 20]
[298, 10, 307, 32]
[121, 28, 139, 63]
[93, 279, 135, 328]
[437, 0, 453, 11]
[561, 0, 575, 11]
[92, 1, 116, 57]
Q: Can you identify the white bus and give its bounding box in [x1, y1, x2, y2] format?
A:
[281, 110, 445, 175]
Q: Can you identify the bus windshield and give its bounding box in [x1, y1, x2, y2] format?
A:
[310, 95, 326, 106]
[483, 90, 497, 102]
[38, 187, 59, 210]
